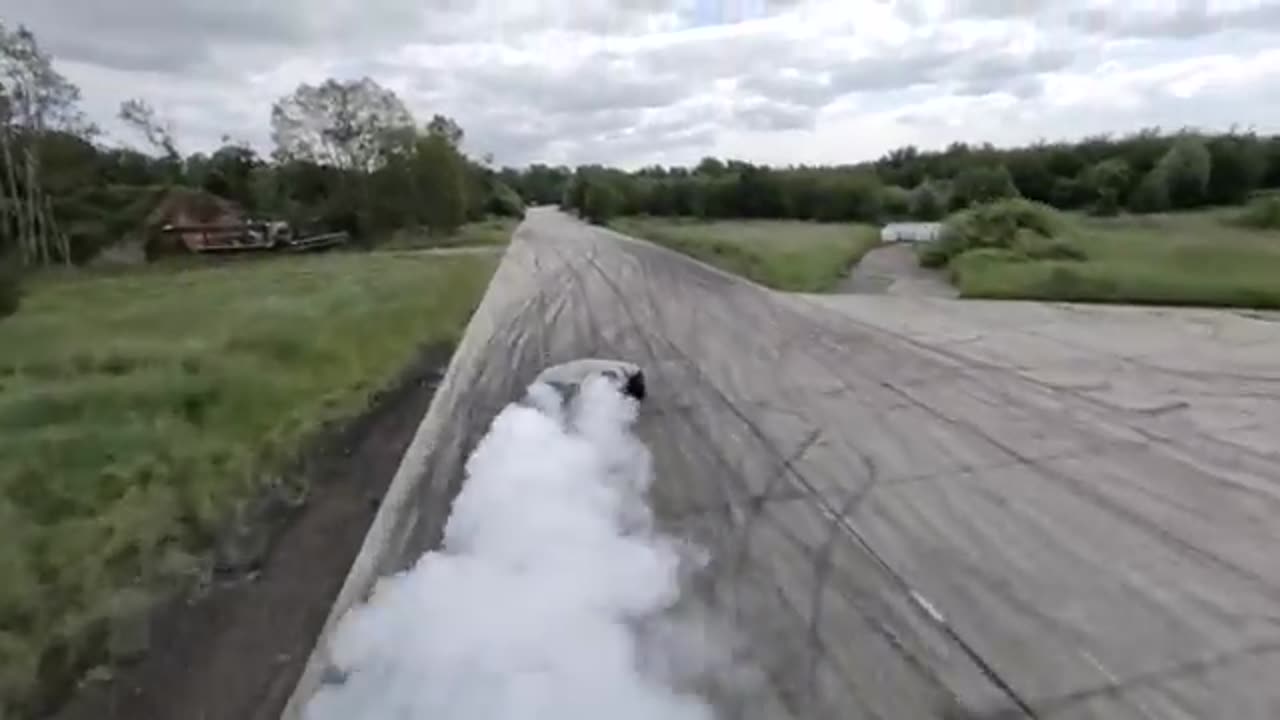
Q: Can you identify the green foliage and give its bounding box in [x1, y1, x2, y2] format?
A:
[1158, 137, 1212, 208]
[930, 199, 1065, 266]
[949, 164, 1020, 209]
[383, 218, 517, 250]
[1233, 195, 1280, 229]
[1128, 166, 1171, 213]
[881, 185, 911, 219]
[953, 210, 1280, 308]
[413, 133, 470, 234]
[908, 181, 947, 220]
[0, 252, 497, 714]
[582, 178, 621, 224]
[485, 181, 526, 219]
[1207, 135, 1267, 205]
[507, 164, 570, 205]
[1080, 158, 1131, 215]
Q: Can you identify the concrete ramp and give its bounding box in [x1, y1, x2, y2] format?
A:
[286, 208, 1280, 719]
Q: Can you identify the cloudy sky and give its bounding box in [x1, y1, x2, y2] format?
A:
[6, 0, 1280, 168]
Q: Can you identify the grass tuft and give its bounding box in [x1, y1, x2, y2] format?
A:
[611, 218, 881, 292]
[382, 217, 518, 250]
[1231, 195, 1280, 230]
[952, 210, 1280, 307]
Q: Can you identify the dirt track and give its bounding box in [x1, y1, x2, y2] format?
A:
[289, 208, 1280, 719]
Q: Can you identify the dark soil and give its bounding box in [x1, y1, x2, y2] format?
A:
[51, 346, 451, 720]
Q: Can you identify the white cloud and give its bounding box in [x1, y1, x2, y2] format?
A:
[5, 0, 1280, 167]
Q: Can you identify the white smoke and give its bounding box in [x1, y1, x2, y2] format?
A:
[304, 374, 717, 720]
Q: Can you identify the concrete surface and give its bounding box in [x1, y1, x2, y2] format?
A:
[286, 208, 1280, 719]
[840, 242, 957, 297]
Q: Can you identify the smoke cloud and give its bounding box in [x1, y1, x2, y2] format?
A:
[304, 374, 717, 720]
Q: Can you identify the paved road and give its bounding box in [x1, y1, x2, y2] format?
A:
[289, 207, 1280, 719]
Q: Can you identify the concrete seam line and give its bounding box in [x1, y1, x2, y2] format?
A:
[278, 238, 520, 720]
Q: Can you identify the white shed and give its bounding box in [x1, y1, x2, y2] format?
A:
[880, 222, 942, 244]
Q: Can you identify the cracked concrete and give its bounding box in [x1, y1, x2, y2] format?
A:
[285, 208, 1280, 719]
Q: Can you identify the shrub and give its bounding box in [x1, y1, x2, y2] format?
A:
[485, 181, 526, 219]
[1042, 264, 1118, 299]
[950, 164, 1020, 210]
[1090, 188, 1120, 217]
[923, 198, 1063, 268]
[1234, 195, 1280, 229]
[908, 182, 947, 220]
[582, 180, 621, 225]
[880, 185, 912, 219]
[948, 247, 1030, 284]
[1128, 166, 1171, 213]
[1019, 234, 1088, 261]
[918, 243, 951, 269]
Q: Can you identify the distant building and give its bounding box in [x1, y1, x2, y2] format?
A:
[880, 222, 942, 244]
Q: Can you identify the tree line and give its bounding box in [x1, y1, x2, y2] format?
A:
[0, 21, 523, 272]
[552, 130, 1280, 224]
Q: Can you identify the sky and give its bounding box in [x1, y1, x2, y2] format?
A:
[5, 0, 1280, 168]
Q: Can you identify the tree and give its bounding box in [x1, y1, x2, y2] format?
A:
[0, 21, 91, 266]
[409, 132, 468, 234]
[426, 114, 464, 147]
[950, 164, 1019, 209]
[202, 143, 261, 211]
[1206, 134, 1265, 205]
[1128, 166, 1170, 213]
[118, 98, 179, 159]
[909, 181, 946, 220]
[881, 185, 911, 219]
[1081, 157, 1132, 215]
[695, 157, 726, 177]
[1157, 136, 1212, 209]
[270, 77, 414, 172]
[1006, 150, 1055, 203]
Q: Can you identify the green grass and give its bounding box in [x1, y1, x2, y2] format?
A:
[382, 217, 518, 250]
[611, 217, 881, 292]
[950, 210, 1280, 308]
[0, 251, 496, 714]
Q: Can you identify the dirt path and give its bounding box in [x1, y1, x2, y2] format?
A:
[53, 347, 450, 720]
[838, 242, 957, 297]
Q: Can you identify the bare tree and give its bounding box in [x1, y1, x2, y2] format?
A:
[270, 77, 415, 172]
[0, 22, 90, 265]
[118, 97, 179, 159]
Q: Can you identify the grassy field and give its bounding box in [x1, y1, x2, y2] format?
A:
[0, 251, 496, 713]
[383, 217, 519, 250]
[611, 218, 881, 292]
[950, 210, 1280, 308]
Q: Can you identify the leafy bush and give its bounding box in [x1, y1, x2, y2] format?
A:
[918, 243, 951, 269]
[925, 198, 1064, 267]
[1019, 235, 1089, 261]
[880, 185, 912, 219]
[582, 180, 621, 225]
[1159, 136, 1212, 209]
[485, 181, 526, 219]
[1091, 188, 1121, 217]
[1234, 195, 1280, 229]
[950, 164, 1020, 210]
[1128, 167, 1170, 212]
[908, 182, 947, 220]
[1042, 264, 1119, 299]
